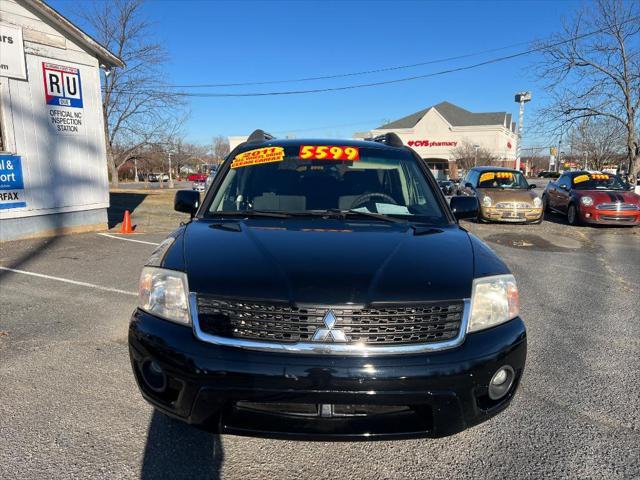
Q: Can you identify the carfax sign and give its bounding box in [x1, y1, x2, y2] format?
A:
[42, 62, 83, 108]
[0, 154, 26, 210]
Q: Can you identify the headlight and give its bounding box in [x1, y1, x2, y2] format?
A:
[468, 274, 519, 333]
[533, 197, 542, 208]
[580, 196, 593, 206]
[139, 266, 190, 325]
[482, 196, 493, 207]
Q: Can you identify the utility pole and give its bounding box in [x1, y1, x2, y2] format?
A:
[168, 151, 174, 188]
[514, 92, 532, 172]
[133, 158, 139, 183]
[474, 144, 480, 167]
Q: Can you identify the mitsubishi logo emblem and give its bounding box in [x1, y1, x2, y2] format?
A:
[312, 310, 348, 343]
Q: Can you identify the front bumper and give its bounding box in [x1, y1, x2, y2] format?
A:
[579, 207, 640, 225]
[129, 310, 526, 440]
[480, 206, 542, 223]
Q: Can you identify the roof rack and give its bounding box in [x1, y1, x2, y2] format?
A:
[371, 132, 404, 147]
[246, 129, 275, 144]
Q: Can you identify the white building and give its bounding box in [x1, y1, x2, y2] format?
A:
[356, 101, 518, 179]
[0, 0, 123, 241]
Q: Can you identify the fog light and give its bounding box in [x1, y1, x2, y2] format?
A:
[141, 360, 167, 393]
[488, 366, 515, 400]
[492, 369, 508, 386]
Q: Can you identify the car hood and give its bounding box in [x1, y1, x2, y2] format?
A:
[476, 188, 538, 203]
[174, 219, 485, 305]
[574, 190, 640, 205]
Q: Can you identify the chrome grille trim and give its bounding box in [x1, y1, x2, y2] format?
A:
[595, 203, 639, 211]
[190, 293, 471, 355]
[495, 202, 532, 209]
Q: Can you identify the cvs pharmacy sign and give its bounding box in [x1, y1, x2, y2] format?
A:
[42, 62, 83, 108]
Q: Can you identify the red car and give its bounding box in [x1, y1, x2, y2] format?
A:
[543, 171, 640, 226]
[187, 173, 208, 182]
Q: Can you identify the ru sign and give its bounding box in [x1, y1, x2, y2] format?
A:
[42, 62, 83, 108]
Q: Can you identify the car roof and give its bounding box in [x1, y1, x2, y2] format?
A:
[236, 137, 404, 152]
[470, 166, 520, 173]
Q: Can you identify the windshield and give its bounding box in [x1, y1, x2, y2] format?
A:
[206, 144, 447, 224]
[572, 173, 628, 190]
[477, 170, 528, 189]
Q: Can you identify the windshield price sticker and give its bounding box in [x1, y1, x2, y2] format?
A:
[496, 172, 513, 179]
[231, 147, 285, 169]
[591, 173, 609, 180]
[299, 145, 360, 161]
[574, 173, 609, 184]
[479, 172, 495, 183]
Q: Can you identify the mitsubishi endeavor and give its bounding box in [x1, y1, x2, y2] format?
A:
[128, 130, 527, 440]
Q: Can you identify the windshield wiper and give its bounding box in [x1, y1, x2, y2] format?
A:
[319, 208, 407, 224]
[210, 209, 292, 218]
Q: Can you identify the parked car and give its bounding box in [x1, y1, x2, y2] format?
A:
[192, 180, 206, 192]
[438, 180, 455, 195]
[538, 171, 560, 178]
[458, 167, 543, 223]
[188, 173, 208, 182]
[148, 173, 169, 182]
[542, 171, 640, 226]
[129, 131, 526, 440]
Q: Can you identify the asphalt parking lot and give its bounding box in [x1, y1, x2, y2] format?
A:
[1, 212, 639, 479]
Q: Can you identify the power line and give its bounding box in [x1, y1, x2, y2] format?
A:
[149, 40, 536, 89]
[105, 16, 639, 98]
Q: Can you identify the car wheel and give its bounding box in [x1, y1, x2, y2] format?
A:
[542, 194, 550, 213]
[567, 204, 580, 226]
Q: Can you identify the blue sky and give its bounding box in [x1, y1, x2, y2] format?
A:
[50, 0, 583, 146]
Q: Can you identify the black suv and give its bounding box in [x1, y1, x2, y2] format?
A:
[129, 131, 526, 440]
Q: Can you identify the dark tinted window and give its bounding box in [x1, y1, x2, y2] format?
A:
[571, 172, 627, 191]
[477, 170, 528, 189]
[207, 145, 447, 223]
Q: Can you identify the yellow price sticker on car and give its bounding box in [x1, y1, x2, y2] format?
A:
[496, 172, 513, 179]
[573, 174, 590, 184]
[299, 145, 360, 161]
[231, 147, 285, 169]
[479, 172, 495, 183]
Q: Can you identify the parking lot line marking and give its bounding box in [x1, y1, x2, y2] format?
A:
[97, 233, 160, 246]
[0, 266, 137, 297]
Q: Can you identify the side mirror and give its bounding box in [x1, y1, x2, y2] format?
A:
[450, 196, 479, 220]
[465, 182, 474, 189]
[174, 190, 200, 218]
[560, 184, 569, 191]
[528, 184, 537, 189]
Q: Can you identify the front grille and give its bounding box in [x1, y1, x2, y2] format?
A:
[196, 296, 464, 346]
[596, 203, 639, 211]
[495, 202, 532, 209]
[599, 215, 636, 222]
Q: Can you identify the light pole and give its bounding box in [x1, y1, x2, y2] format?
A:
[514, 91, 532, 171]
[473, 144, 480, 167]
[133, 158, 139, 183]
[167, 151, 174, 188]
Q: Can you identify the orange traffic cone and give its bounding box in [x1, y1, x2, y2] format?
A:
[120, 210, 134, 234]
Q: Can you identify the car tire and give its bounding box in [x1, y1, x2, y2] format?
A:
[567, 204, 580, 226]
[542, 194, 550, 213]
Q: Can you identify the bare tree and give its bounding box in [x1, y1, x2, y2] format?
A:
[451, 140, 497, 172]
[169, 140, 210, 177]
[212, 135, 230, 164]
[567, 117, 625, 171]
[536, 0, 639, 180]
[78, 0, 187, 186]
